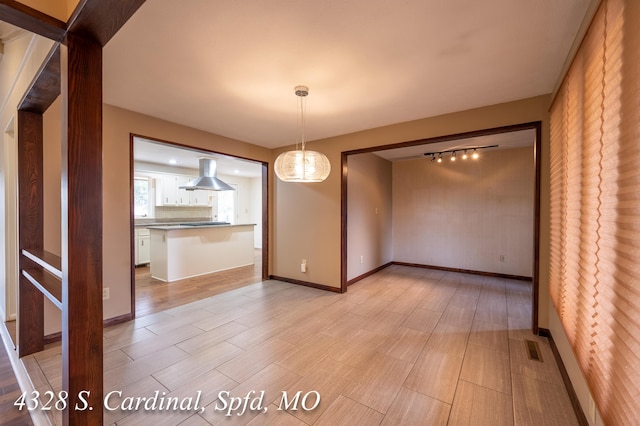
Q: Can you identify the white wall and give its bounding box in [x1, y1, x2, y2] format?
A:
[392, 146, 534, 277]
[347, 153, 393, 280]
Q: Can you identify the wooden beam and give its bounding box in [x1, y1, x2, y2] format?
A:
[60, 33, 103, 425]
[67, 0, 146, 46]
[0, 0, 66, 41]
[18, 44, 61, 114]
[16, 109, 45, 357]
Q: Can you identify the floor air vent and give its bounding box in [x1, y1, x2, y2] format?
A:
[525, 339, 543, 362]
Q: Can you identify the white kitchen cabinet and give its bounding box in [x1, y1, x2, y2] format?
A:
[155, 174, 214, 207]
[189, 191, 211, 206]
[176, 176, 191, 206]
[155, 175, 178, 206]
[135, 228, 151, 265]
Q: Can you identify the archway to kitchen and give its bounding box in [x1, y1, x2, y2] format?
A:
[130, 135, 268, 317]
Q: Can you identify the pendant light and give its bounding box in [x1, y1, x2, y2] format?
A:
[274, 86, 331, 182]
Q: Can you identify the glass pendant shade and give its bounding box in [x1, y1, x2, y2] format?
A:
[275, 85, 331, 183]
[274, 149, 331, 182]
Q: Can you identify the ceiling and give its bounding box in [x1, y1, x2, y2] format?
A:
[103, 0, 591, 150]
[134, 137, 263, 178]
[374, 128, 535, 161]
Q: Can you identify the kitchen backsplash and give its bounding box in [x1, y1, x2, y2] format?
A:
[154, 206, 215, 220]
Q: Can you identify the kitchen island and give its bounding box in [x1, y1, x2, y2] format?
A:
[147, 223, 255, 282]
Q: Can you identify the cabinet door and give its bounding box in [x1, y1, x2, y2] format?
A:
[156, 175, 178, 206]
[190, 191, 211, 206]
[176, 176, 192, 205]
[137, 236, 150, 265]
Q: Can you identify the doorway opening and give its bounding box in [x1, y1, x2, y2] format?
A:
[130, 135, 268, 317]
[341, 122, 542, 333]
[1, 117, 18, 346]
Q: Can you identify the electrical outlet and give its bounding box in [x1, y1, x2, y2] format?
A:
[102, 288, 110, 300]
[499, 255, 505, 262]
[301, 259, 307, 273]
[360, 255, 364, 264]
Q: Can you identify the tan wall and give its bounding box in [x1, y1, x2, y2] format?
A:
[392, 147, 534, 277]
[274, 95, 550, 320]
[42, 97, 62, 334]
[15, 0, 78, 20]
[103, 104, 272, 319]
[0, 33, 56, 323]
[347, 153, 393, 280]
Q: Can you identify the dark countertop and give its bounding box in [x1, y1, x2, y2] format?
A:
[147, 223, 256, 231]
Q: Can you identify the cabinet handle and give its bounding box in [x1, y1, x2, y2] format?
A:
[166, 197, 168, 203]
[141, 240, 144, 246]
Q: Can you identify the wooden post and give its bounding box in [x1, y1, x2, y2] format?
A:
[60, 33, 104, 424]
[16, 110, 45, 357]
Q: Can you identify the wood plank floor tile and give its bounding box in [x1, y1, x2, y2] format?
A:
[381, 386, 450, 426]
[402, 307, 442, 333]
[424, 323, 469, 358]
[153, 341, 243, 391]
[508, 336, 564, 386]
[376, 326, 429, 363]
[360, 309, 407, 335]
[448, 379, 513, 426]
[280, 357, 356, 424]
[438, 304, 476, 332]
[103, 375, 168, 425]
[13, 266, 580, 426]
[176, 414, 212, 425]
[349, 297, 393, 318]
[191, 307, 254, 332]
[275, 334, 340, 375]
[225, 320, 292, 350]
[511, 372, 579, 426]
[200, 364, 301, 425]
[121, 324, 204, 360]
[384, 285, 431, 315]
[403, 349, 463, 404]
[460, 343, 511, 395]
[216, 338, 296, 383]
[342, 352, 414, 413]
[245, 404, 308, 425]
[103, 326, 158, 353]
[104, 345, 190, 390]
[313, 395, 384, 426]
[417, 279, 458, 312]
[325, 329, 382, 368]
[176, 321, 250, 355]
[275, 311, 332, 345]
[468, 319, 510, 353]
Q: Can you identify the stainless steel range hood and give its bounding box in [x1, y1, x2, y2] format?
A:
[179, 157, 235, 191]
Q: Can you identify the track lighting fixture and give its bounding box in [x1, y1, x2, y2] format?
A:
[423, 144, 497, 164]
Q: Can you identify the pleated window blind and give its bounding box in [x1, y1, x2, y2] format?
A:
[549, 0, 640, 424]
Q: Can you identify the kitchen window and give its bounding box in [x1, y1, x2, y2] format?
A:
[134, 176, 151, 217]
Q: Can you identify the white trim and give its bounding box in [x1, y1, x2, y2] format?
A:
[0, 34, 38, 119]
